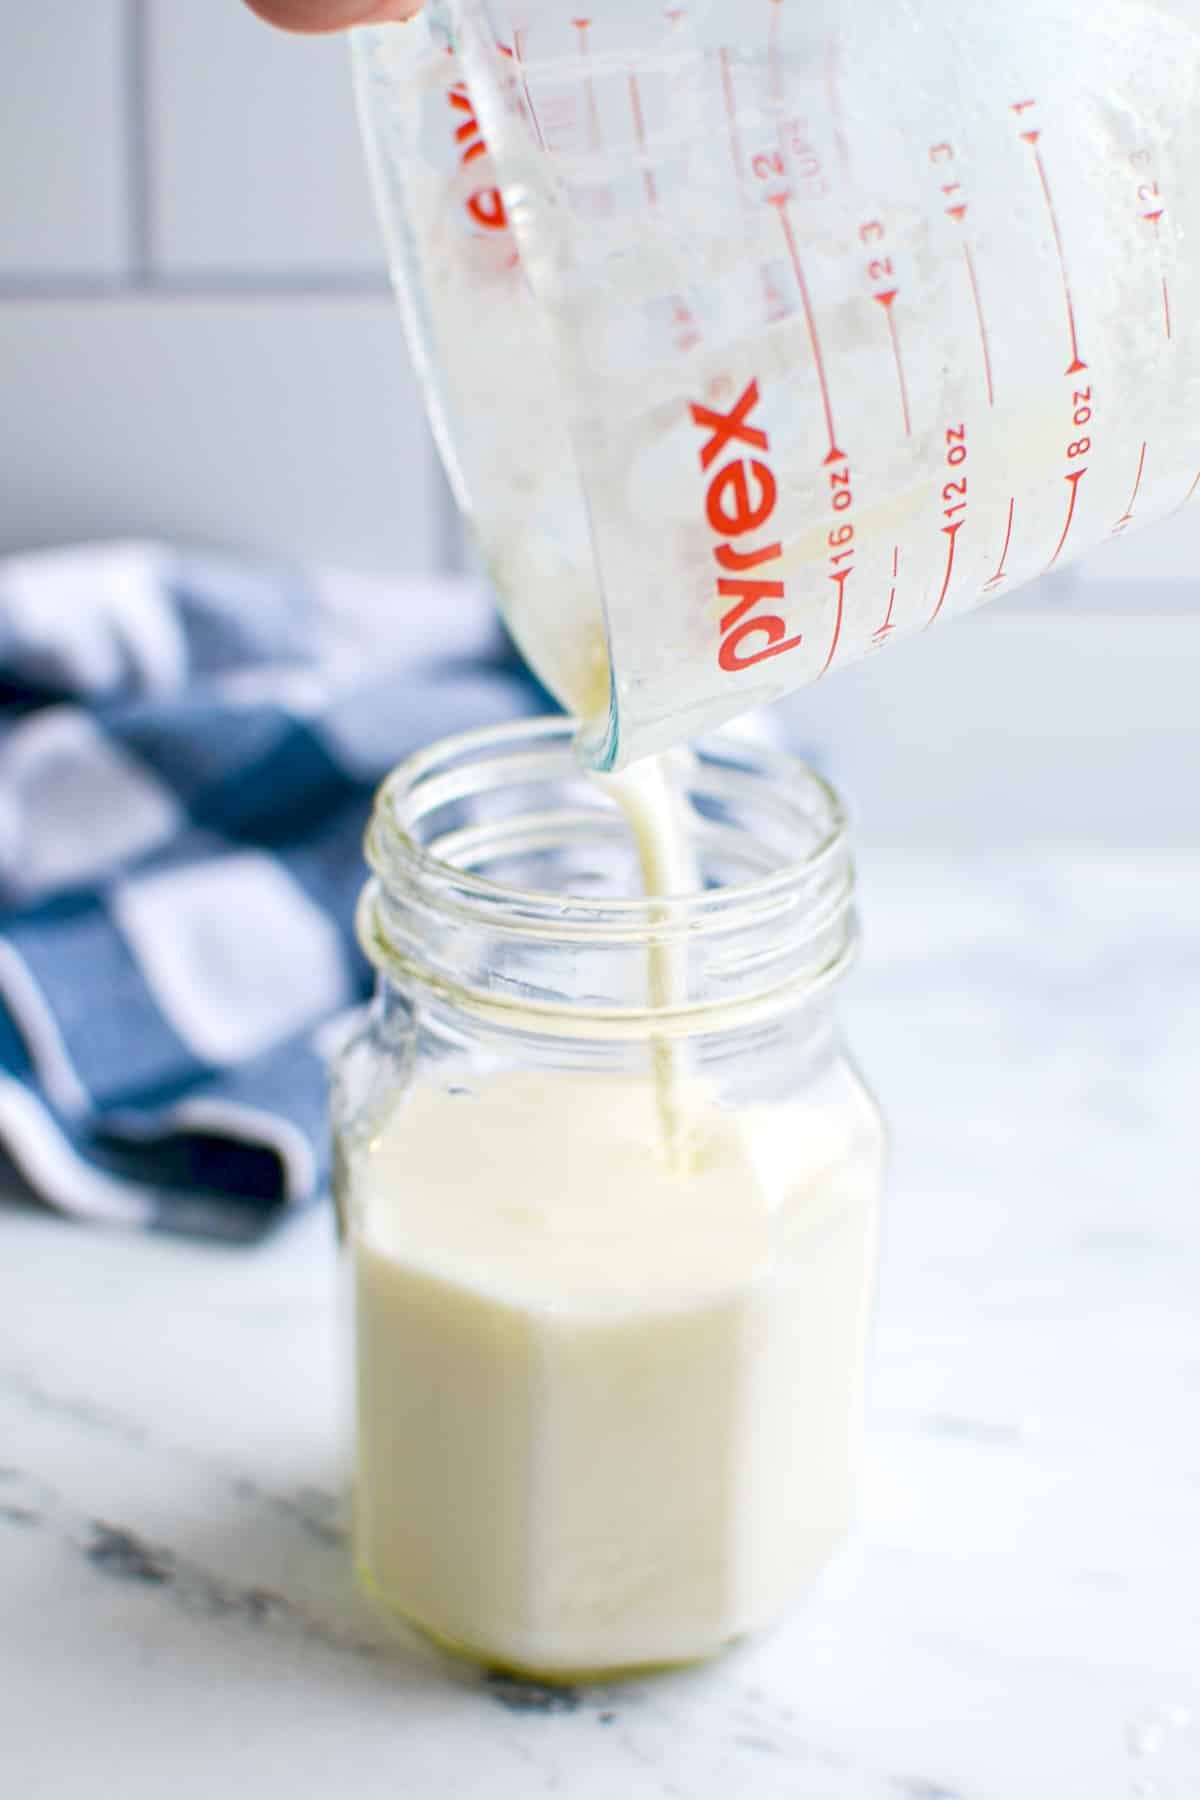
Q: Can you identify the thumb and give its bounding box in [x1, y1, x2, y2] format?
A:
[243, 2, 421, 32]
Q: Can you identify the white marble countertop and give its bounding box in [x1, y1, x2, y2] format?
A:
[2, 848, 1197, 1800]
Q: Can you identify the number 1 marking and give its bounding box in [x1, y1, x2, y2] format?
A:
[1016, 109, 1087, 376]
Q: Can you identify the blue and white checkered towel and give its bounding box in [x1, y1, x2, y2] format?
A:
[0, 542, 543, 1241]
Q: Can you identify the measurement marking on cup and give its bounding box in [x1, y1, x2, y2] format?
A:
[1112, 441, 1147, 534]
[822, 455, 856, 675]
[1014, 103, 1087, 376]
[962, 247, 995, 407]
[860, 221, 911, 436]
[627, 72, 659, 210]
[775, 203, 843, 463]
[876, 292, 910, 436]
[1047, 382, 1093, 567]
[572, 19, 601, 148]
[719, 49, 746, 191]
[510, 30, 547, 154]
[628, 71, 696, 348]
[928, 424, 968, 625]
[823, 37, 850, 171]
[929, 143, 994, 406]
[874, 546, 900, 643]
[723, 40, 805, 320]
[1128, 147, 1171, 339]
[824, 569, 850, 673]
[767, 0, 783, 60]
[929, 524, 962, 626]
[574, 17, 614, 218]
[985, 498, 1016, 591]
[763, 0, 786, 125]
[1048, 470, 1085, 567]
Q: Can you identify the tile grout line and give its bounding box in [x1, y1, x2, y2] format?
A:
[0, 275, 392, 301]
[124, 0, 153, 284]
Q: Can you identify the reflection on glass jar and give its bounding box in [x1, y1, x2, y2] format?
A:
[333, 719, 885, 1680]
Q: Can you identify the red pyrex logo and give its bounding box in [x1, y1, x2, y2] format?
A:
[689, 379, 802, 672]
[447, 82, 507, 232]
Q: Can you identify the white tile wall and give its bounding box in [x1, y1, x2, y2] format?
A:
[0, 298, 442, 572]
[0, 1, 436, 573]
[147, 0, 384, 279]
[0, 0, 129, 278]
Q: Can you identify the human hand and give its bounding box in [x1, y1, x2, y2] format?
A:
[243, 1, 421, 31]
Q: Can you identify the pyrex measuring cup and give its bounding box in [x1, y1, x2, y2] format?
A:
[354, 1, 1200, 769]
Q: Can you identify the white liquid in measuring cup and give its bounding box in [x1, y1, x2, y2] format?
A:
[354, 1069, 880, 1676]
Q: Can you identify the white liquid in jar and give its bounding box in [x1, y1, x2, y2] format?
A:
[350, 645, 880, 1674]
[354, 1068, 881, 1676]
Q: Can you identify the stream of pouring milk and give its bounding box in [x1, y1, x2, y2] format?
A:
[593, 749, 697, 1167]
[501, 603, 702, 1166]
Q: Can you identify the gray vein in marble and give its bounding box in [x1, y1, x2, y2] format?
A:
[0, 1504, 38, 1526]
[734, 1733, 785, 1755]
[921, 1413, 1029, 1444]
[0, 1362, 347, 1551]
[229, 1476, 347, 1549]
[0, 1366, 149, 1448]
[0, 1467, 379, 1658]
[613, 1724, 691, 1800]
[485, 1671, 581, 1715]
[0, 1458, 650, 1757]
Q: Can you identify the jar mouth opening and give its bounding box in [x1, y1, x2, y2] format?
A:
[365, 716, 851, 944]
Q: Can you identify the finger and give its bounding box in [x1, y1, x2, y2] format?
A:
[243, 1, 421, 33]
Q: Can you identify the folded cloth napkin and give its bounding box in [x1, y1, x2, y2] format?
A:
[0, 542, 545, 1240]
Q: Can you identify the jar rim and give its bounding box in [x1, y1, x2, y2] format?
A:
[365, 715, 850, 939]
[358, 717, 858, 1029]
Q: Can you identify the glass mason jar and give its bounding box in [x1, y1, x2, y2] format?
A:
[333, 718, 885, 1680]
